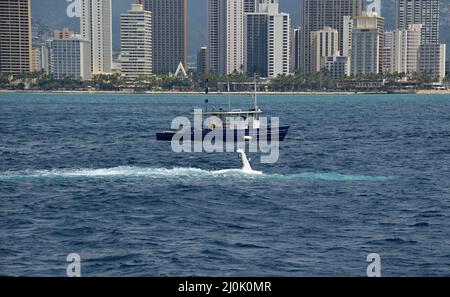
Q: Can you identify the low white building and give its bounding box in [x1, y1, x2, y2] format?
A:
[49, 36, 92, 81]
[418, 43, 447, 82]
[321, 52, 349, 79]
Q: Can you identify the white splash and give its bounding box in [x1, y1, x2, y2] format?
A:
[0, 167, 393, 181]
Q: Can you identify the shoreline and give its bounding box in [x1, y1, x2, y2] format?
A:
[1, 89, 450, 95]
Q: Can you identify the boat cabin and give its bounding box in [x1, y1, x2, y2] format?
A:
[202, 109, 262, 130]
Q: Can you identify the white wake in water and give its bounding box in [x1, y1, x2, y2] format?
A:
[0, 166, 393, 181]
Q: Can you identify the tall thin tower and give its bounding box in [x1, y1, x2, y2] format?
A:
[80, 0, 113, 74]
[0, 0, 32, 74]
[120, 4, 153, 78]
[208, 0, 245, 75]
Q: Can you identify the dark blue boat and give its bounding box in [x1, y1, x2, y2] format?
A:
[156, 83, 289, 142]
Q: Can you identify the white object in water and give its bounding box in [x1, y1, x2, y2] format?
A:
[237, 148, 262, 175]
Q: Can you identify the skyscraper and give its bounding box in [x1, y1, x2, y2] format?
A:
[342, 16, 354, 58]
[80, 0, 113, 74]
[391, 24, 422, 74]
[293, 27, 302, 73]
[208, 0, 245, 75]
[141, 0, 187, 74]
[245, 0, 291, 78]
[310, 27, 339, 73]
[351, 11, 382, 75]
[396, 0, 445, 82]
[396, 0, 440, 45]
[300, 0, 363, 74]
[120, 4, 153, 78]
[353, 10, 385, 72]
[382, 31, 394, 73]
[0, 0, 32, 74]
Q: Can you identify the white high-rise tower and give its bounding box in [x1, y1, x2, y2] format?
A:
[80, 0, 112, 74]
[245, 0, 291, 78]
[120, 4, 153, 78]
[208, 0, 245, 75]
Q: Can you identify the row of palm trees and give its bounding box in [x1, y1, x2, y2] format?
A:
[0, 69, 447, 91]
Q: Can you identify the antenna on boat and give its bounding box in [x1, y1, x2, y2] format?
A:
[205, 79, 209, 113]
[227, 75, 231, 112]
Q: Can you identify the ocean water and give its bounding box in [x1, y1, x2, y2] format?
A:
[1, 92, 450, 276]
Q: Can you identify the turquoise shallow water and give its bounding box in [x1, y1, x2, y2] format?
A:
[1, 93, 450, 276]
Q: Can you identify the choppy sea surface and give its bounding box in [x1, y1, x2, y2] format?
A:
[1, 92, 450, 276]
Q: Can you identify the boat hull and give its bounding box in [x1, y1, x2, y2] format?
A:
[156, 126, 290, 142]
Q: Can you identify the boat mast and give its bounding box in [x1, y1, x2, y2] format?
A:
[205, 79, 209, 113]
[228, 75, 231, 112]
[253, 76, 258, 111]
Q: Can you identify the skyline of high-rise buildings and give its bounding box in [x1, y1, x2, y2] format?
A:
[1, 0, 448, 83]
[300, 0, 363, 74]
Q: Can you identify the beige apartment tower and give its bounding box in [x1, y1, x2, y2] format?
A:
[80, 0, 113, 74]
[351, 11, 384, 75]
[391, 24, 422, 74]
[310, 27, 339, 73]
[353, 11, 385, 72]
